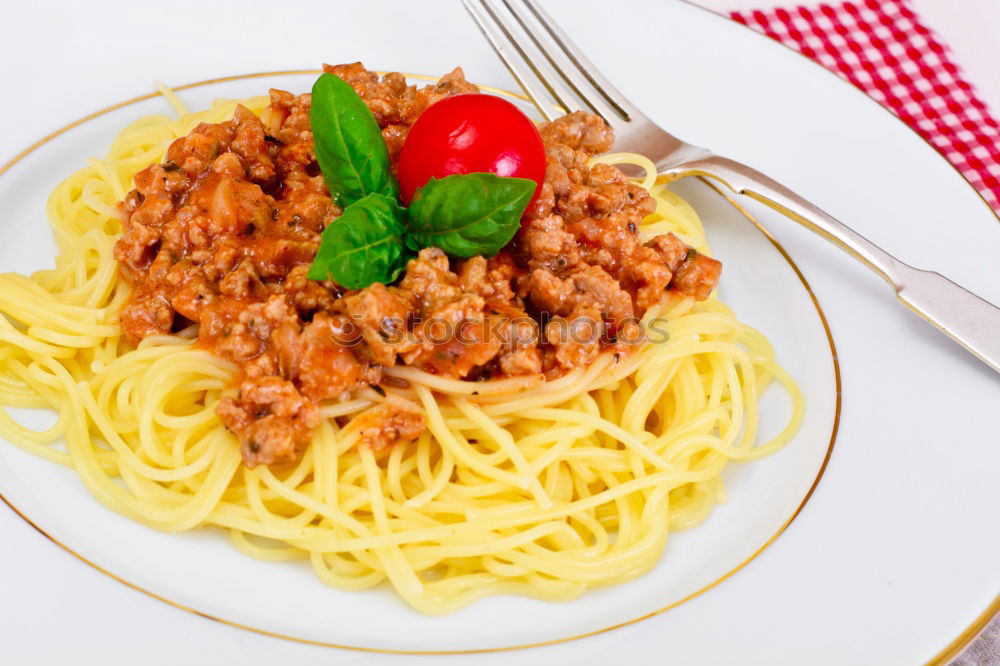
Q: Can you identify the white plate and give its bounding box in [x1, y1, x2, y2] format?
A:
[0, 1, 997, 664]
[0, 69, 838, 652]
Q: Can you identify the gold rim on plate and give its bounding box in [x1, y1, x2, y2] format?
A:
[0, 70, 841, 655]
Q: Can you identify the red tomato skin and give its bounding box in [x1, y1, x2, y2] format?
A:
[396, 94, 547, 206]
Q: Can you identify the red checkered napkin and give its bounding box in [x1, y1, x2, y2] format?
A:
[731, 0, 1000, 212]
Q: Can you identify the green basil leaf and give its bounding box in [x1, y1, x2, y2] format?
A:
[407, 173, 535, 258]
[310, 73, 399, 206]
[308, 193, 410, 289]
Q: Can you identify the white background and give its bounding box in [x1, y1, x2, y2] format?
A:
[1, 1, 998, 664]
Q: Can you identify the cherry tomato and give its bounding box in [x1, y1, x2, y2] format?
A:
[396, 94, 547, 205]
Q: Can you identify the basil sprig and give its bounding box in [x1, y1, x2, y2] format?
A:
[307, 193, 409, 289]
[310, 73, 399, 206]
[406, 174, 535, 258]
[308, 74, 536, 289]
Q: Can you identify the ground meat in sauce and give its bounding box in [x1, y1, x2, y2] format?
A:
[350, 403, 427, 452]
[113, 62, 721, 467]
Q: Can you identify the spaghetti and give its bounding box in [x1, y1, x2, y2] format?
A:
[0, 90, 802, 614]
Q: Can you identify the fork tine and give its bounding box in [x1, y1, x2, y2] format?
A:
[478, 0, 587, 118]
[517, 0, 638, 121]
[498, 0, 626, 123]
[461, 0, 558, 122]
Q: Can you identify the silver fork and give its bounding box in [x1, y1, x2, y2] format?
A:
[463, 0, 1000, 375]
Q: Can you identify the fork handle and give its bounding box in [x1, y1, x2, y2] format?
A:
[678, 155, 1000, 375]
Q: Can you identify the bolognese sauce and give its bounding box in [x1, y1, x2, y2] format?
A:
[114, 62, 721, 466]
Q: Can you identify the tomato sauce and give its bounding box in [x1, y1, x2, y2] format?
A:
[113, 63, 720, 467]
